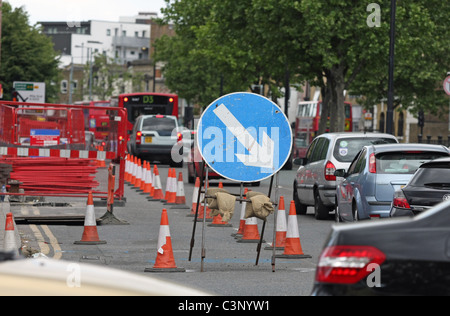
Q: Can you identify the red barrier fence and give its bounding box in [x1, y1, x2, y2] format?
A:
[0, 101, 128, 200]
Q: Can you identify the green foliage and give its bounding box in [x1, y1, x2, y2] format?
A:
[157, 0, 450, 128]
[0, 2, 60, 102]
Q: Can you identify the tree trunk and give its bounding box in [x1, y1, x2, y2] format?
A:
[328, 65, 346, 132]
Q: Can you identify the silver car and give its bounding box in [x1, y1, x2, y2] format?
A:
[127, 115, 183, 167]
[293, 132, 398, 220]
[335, 144, 450, 222]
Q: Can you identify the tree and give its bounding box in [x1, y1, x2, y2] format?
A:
[0, 2, 60, 102]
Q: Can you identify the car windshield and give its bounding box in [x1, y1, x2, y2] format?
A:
[376, 152, 449, 174]
[333, 137, 397, 162]
[408, 163, 450, 186]
[142, 117, 176, 132]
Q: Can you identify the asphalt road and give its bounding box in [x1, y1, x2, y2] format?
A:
[11, 163, 334, 296]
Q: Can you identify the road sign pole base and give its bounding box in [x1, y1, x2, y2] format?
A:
[274, 254, 312, 259]
[144, 267, 186, 273]
[74, 240, 107, 245]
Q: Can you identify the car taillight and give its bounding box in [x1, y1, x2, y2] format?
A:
[369, 153, 376, 173]
[136, 131, 142, 145]
[325, 161, 336, 181]
[316, 245, 386, 284]
[177, 132, 182, 143]
[392, 190, 411, 209]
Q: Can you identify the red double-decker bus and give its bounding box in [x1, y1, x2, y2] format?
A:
[293, 101, 353, 159]
[115, 93, 179, 131]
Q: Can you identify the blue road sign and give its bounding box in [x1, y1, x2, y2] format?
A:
[197, 92, 292, 183]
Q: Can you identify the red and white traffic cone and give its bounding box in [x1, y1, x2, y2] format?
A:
[134, 159, 143, 190]
[275, 201, 311, 259]
[149, 165, 164, 200]
[187, 177, 200, 217]
[144, 209, 185, 273]
[232, 188, 248, 237]
[141, 162, 153, 195]
[163, 168, 177, 204]
[74, 192, 106, 245]
[3, 213, 19, 256]
[170, 172, 190, 209]
[265, 196, 287, 250]
[236, 217, 263, 243]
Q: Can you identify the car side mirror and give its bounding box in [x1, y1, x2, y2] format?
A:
[334, 169, 347, 178]
[293, 158, 307, 166]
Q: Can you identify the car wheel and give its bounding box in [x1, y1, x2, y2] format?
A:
[293, 180, 307, 215]
[314, 189, 330, 220]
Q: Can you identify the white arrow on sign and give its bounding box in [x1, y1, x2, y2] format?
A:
[213, 103, 275, 169]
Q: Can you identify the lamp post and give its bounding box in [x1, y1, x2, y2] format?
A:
[386, 0, 397, 135]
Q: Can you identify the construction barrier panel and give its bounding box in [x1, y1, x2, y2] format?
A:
[0, 101, 128, 200]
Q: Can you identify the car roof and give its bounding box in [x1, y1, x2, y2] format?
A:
[370, 143, 450, 154]
[419, 156, 450, 167]
[139, 115, 177, 119]
[317, 132, 398, 140]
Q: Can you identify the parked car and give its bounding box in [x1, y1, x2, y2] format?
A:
[293, 133, 398, 219]
[335, 144, 450, 222]
[127, 115, 183, 167]
[390, 157, 450, 217]
[312, 199, 450, 296]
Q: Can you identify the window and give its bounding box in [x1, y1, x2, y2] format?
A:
[333, 137, 397, 163]
[397, 112, 404, 137]
[106, 29, 111, 36]
[309, 138, 329, 163]
[60, 80, 68, 94]
[376, 151, 449, 175]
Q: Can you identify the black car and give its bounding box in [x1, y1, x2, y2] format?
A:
[312, 199, 450, 296]
[390, 157, 450, 217]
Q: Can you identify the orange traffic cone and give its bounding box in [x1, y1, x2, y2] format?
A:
[134, 159, 142, 189]
[187, 177, 200, 217]
[74, 192, 106, 245]
[275, 201, 311, 259]
[237, 217, 263, 243]
[232, 188, 248, 237]
[4, 213, 19, 255]
[265, 196, 287, 250]
[148, 165, 164, 200]
[144, 209, 185, 273]
[163, 168, 177, 204]
[141, 162, 153, 195]
[97, 146, 106, 168]
[130, 156, 137, 186]
[170, 172, 190, 209]
[124, 155, 130, 183]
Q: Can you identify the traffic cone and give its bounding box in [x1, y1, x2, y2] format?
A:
[139, 161, 147, 192]
[232, 188, 248, 237]
[148, 165, 164, 200]
[265, 196, 287, 250]
[124, 155, 130, 183]
[187, 177, 200, 217]
[275, 201, 311, 259]
[3, 213, 19, 256]
[171, 172, 190, 209]
[236, 217, 263, 243]
[144, 209, 185, 273]
[97, 146, 106, 168]
[134, 159, 142, 189]
[141, 162, 153, 195]
[130, 156, 137, 186]
[74, 192, 106, 245]
[164, 168, 177, 204]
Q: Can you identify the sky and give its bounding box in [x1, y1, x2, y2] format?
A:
[5, 0, 169, 24]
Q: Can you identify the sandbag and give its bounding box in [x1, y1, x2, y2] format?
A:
[216, 192, 236, 222]
[244, 191, 274, 220]
[204, 188, 229, 209]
